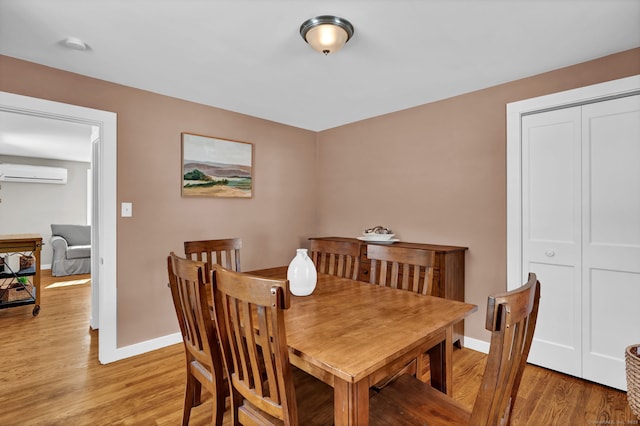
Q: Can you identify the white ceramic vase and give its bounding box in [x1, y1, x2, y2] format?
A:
[287, 248, 317, 296]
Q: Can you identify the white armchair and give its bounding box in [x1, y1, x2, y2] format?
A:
[50, 224, 91, 277]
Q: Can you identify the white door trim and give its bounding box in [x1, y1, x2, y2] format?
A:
[0, 91, 119, 364]
[506, 75, 640, 290]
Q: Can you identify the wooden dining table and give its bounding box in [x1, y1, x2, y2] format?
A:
[248, 266, 478, 426]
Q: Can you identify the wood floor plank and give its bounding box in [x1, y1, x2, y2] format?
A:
[0, 271, 636, 425]
[512, 365, 555, 423]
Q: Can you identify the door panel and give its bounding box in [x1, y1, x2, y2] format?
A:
[521, 107, 582, 377]
[526, 262, 581, 376]
[525, 112, 579, 244]
[583, 268, 640, 389]
[581, 95, 640, 389]
[587, 96, 640, 246]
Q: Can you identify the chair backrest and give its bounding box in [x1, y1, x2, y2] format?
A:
[184, 238, 242, 281]
[309, 239, 360, 280]
[167, 252, 225, 401]
[367, 244, 436, 295]
[469, 272, 541, 425]
[211, 265, 298, 425]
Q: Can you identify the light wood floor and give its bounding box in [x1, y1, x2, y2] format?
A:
[0, 271, 636, 425]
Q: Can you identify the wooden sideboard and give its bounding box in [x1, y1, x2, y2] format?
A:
[309, 236, 468, 347]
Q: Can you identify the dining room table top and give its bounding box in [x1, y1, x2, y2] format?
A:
[248, 266, 478, 384]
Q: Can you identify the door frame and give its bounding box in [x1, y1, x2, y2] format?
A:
[0, 91, 118, 363]
[506, 75, 640, 290]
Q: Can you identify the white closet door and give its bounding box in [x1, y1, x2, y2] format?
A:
[581, 95, 640, 389]
[521, 107, 582, 377]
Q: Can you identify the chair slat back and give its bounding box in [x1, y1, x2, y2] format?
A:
[184, 238, 242, 282]
[168, 253, 218, 367]
[167, 252, 226, 424]
[211, 265, 298, 425]
[310, 239, 360, 280]
[469, 273, 541, 425]
[367, 244, 435, 295]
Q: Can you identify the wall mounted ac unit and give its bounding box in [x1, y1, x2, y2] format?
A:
[0, 163, 68, 184]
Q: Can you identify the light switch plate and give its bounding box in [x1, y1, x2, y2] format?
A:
[121, 202, 132, 217]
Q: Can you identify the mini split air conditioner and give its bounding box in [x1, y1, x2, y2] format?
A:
[0, 163, 68, 184]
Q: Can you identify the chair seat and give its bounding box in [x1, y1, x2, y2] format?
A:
[238, 366, 334, 426]
[369, 374, 471, 426]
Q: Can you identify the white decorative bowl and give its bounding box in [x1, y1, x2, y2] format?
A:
[361, 233, 395, 241]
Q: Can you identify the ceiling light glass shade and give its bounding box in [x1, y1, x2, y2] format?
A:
[300, 16, 354, 55]
[62, 37, 88, 51]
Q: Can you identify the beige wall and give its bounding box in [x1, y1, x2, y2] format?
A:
[0, 55, 318, 346]
[315, 48, 640, 342]
[1, 48, 638, 347]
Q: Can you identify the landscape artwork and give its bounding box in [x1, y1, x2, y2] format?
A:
[181, 133, 253, 198]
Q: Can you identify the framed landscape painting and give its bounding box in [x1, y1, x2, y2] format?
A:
[181, 133, 253, 198]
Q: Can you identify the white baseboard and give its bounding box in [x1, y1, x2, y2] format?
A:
[463, 336, 490, 354]
[41, 264, 51, 270]
[102, 332, 182, 364]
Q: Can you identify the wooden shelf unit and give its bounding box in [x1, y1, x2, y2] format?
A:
[0, 234, 43, 316]
[309, 236, 468, 346]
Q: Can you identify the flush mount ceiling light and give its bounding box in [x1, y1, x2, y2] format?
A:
[300, 15, 354, 55]
[61, 37, 88, 51]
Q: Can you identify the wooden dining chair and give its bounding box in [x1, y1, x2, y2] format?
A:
[184, 238, 242, 281]
[369, 273, 541, 426]
[366, 244, 437, 387]
[210, 265, 333, 426]
[309, 239, 360, 280]
[367, 244, 435, 295]
[167, 252, 227, 426]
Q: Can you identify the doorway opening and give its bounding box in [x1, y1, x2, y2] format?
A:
[0, 91, 118, 363]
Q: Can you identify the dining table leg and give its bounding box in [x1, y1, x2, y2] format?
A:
[333, 377, 370, 425]
[427, 325, 454, 396]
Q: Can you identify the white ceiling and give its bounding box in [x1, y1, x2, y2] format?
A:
[0, 0, 639, 161]
[0, 110, 94, 162]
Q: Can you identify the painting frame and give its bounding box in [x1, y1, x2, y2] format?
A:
[181, 132, 254, 198]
